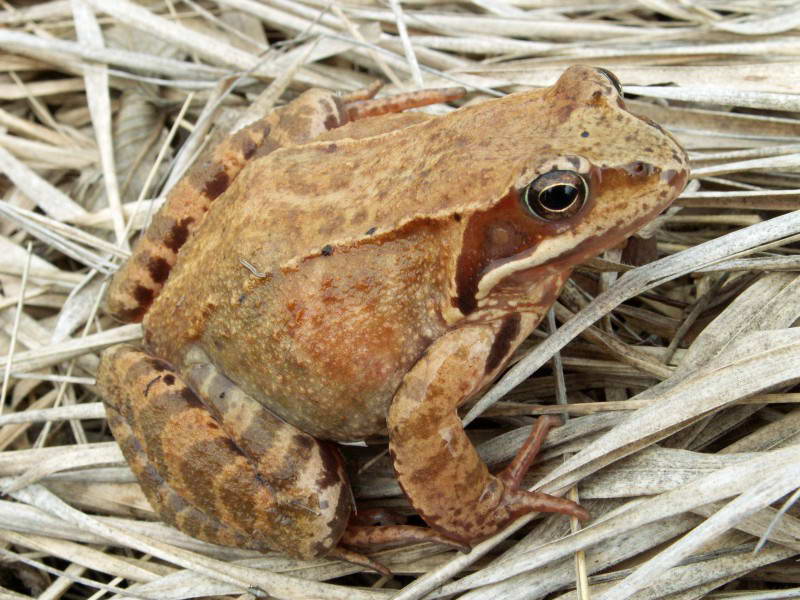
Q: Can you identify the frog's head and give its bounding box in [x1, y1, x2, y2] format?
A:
[450, 65, 689, 319]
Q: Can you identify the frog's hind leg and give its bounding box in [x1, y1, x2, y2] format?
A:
[388, 320, 589, 547]
[97, 344, 353, 560]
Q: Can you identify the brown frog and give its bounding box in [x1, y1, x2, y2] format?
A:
[97, 66, 688, 570]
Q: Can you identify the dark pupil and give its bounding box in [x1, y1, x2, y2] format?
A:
[539, 184, 578, 211]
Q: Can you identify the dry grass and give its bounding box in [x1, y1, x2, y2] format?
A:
[1, 1, 800, 599]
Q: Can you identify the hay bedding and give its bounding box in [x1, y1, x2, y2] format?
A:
[0, 0, 799, 598]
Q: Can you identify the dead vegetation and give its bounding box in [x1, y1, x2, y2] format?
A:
[1, 1, 799, 599]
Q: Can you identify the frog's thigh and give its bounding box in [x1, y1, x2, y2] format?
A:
[388, 323, 587, 545]
[97, 344, 352, 559]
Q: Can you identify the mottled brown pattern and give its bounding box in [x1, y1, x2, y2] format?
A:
[98, 343, 354, 558]
[147, 256, 171, 284]
[485, 313, 521, 373]
[202, 168, 230, 200]
[106, 88, 364, 324]
[162, 217, 194, 253]
[454, 186, 568, 314]
[99, 66, 689, 564]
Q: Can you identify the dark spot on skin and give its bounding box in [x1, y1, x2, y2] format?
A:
[202, 168, 230, 200]
[485, 314, 521, 373]
[581, 131, 589, 138]
[324, 143, 337, 153]
[238, 293, 246, 304]
[234, 123, 273, 161]
[164, 217, 195, 253]
[147, 256, 171, 284]
[663, 168, 688, 192]
[148, 358, 169, 372]
[321, 245, 334, 256]
[179, 386, 205, 410]
[556, 103, 576, 124]
[293, 434, 314, 450]
[242, 138, 257, 160]
[133, 285, 154, 312]
[144, 375, 161, 396]
[365, 227, 376, 235]
[315, 441, 344, 490]
[163, 374, 176, 386]
[453, 213, 461, 222]
[626, 161, 655, 178]
[324, 114, 338, 130]
[218, 391, 225, 399]
[116, 304, 147, 323]
[221, 437, 245, 457]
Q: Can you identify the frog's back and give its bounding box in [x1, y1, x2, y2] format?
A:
[143, 115, 484, 439]
[145, 196, 457, 440]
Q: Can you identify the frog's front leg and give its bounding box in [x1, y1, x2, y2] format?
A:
[388, 318, 589, 545]
[97, 344, 353, 560]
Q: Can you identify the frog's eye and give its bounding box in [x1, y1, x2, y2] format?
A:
[521, 170, 587, 221]
[596, 68, 623, 95]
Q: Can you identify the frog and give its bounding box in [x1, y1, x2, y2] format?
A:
[96, 65, 689, 571]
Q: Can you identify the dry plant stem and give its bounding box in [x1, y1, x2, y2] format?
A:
[1, 243, 31, 415]
[547, 310, 590, 600]
[599, 460, 800, 600]
[663, 273, 727, 363]
[5, 2, 800, 598]
[552, 302, 672, 379]
[434, 445, 800, 597]
[0, 324, 142, 376]
[72, 0, 127, 250]
[5, 483, 388, 600]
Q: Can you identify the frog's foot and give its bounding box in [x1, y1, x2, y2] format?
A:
[389, 322, 589, 547]
[490, 416, 589, 523]
[97, 344, 353, 560]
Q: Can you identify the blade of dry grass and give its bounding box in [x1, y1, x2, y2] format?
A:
[3, 2, 800, 598]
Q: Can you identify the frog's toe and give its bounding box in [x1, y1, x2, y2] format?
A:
[492, 415, 589, 524]
[495, 487, 589, 524]
[340, 523, 469, 553]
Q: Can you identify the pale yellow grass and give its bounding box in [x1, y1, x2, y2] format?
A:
[1, 1, 800, 599]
